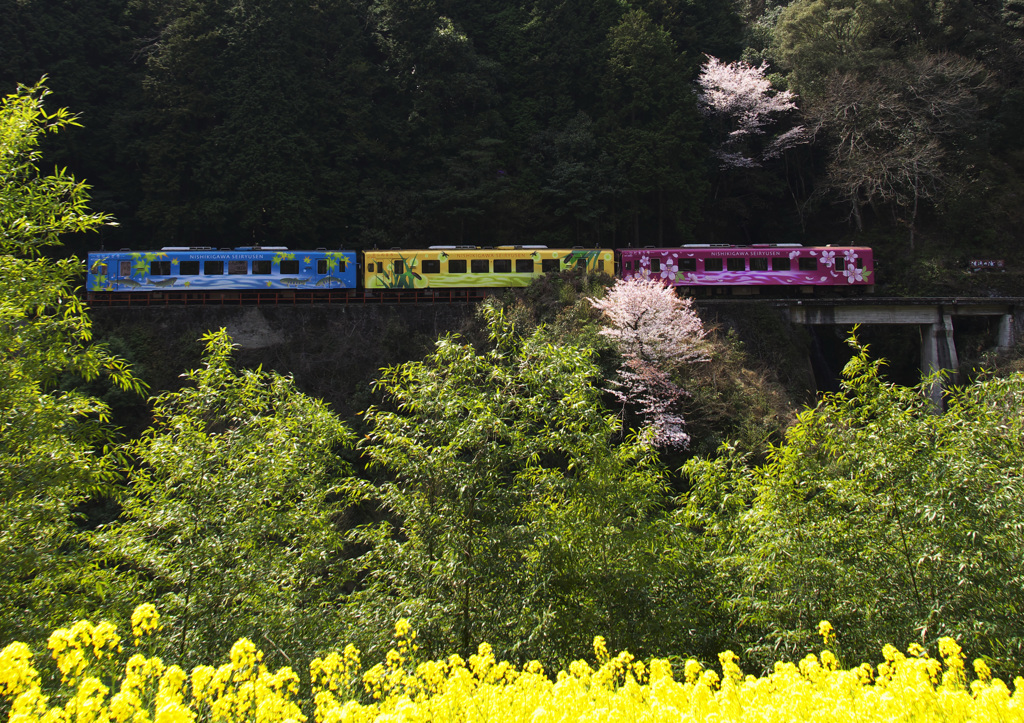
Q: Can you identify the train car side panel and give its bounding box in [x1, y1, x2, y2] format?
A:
[617, 246, 873, 287]
[87, 249, 357, 293]
[363, 247, 614, 290]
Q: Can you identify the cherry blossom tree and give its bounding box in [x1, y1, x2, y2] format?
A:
[590, 278, 708, 447]
[698, 55, 808, 168]
[614, 360, 693, 448]
[591, 277, 708, 367]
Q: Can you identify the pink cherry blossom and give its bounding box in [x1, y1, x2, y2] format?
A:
[698, 55, 808, 168]
[589, 278, 709, 448]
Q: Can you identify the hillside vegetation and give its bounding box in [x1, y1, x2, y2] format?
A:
[2, 0, 1023, 294]
[3, 3, 1024, 715]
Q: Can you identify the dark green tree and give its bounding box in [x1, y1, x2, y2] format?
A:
[0, 0, 154, 249]
[538, 112, 616, 245]
[138, 0, 376, 246]
[406, 17, 507, 244]
[600, 10, 707, 245]
[640, 0, 744, 61]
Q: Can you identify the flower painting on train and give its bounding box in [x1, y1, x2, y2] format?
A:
[659, 256, 679, 281]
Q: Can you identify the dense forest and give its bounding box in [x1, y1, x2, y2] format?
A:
[2, 0, 1024, 292]
[3, 0, 1024, 713]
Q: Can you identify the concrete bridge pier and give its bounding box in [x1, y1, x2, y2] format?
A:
[921, 314, 959, 406]
[997, 313, 1016, 350]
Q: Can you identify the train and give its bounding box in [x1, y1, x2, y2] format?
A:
[85, 243, 873, 304]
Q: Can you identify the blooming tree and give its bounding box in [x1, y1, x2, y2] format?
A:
[698, 55, 808, 168]
[591, 277, 707, 368]
[590, 278, 708, 447]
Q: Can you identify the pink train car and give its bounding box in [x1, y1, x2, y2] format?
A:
[617, 244, 874, 292]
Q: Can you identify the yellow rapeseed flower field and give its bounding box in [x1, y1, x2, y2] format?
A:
[2, 606, 1022, 722]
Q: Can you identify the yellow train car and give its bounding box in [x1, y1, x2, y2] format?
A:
[362, 246, 614, 290]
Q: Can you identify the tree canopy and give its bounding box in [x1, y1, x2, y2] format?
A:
[4, 0, 1024, 682]
[0, 80, 143, 643]
[4, 0, 1024, 267]
[685, 334, 1024, 674]
[98, 329, 359, 669]
[351, 303, 706, 664]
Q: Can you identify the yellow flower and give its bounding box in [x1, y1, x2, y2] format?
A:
[92, 621, 122, 660]
[817, 620, 835, 645]
[938, 637, 963, 661]
[974, 659, 992, 682]
[131, 604, 161, 642]
[11, 616, 1024, 723]
[821, 650, 839, 671]
[1, 642, 39, 698]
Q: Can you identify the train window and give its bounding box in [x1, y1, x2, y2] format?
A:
[180, 261, 200, 275]
[750, 258, 768, 271]
[119, 261, 131, 276]
[338, 259, 347, 272]
[705, 258, 723, 272]
[542, 259, 560, 273]
[151, 260, 171, 275]
[798, 257, 817, 271]
[772, 257, 791, 271]
[727, 258, 745, 272]
[515, 259, 534, 273]
[471, 259, 489, 273]
[253, 260, 272, 274]
[422, 259, 440, 274]
[650, 259, 661, 273]
[494, 259, 511, 273]
[680, 258, 696, 272]
[597, 260, 605, 272]
[314, 259, 326, 274]
[205, 260, 224, 275]
[394, 260, 405, 275]
[624, 261, 632, 271]
[229, 260, 248, 275]
[835, 257, 846, 271]
[281, 259, 299, 274]
[448, 259, 467, 273]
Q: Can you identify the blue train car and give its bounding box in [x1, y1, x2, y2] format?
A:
[86, 247, 358, 293]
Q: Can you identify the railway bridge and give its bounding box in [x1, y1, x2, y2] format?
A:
[772, 297, 1023, 402]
